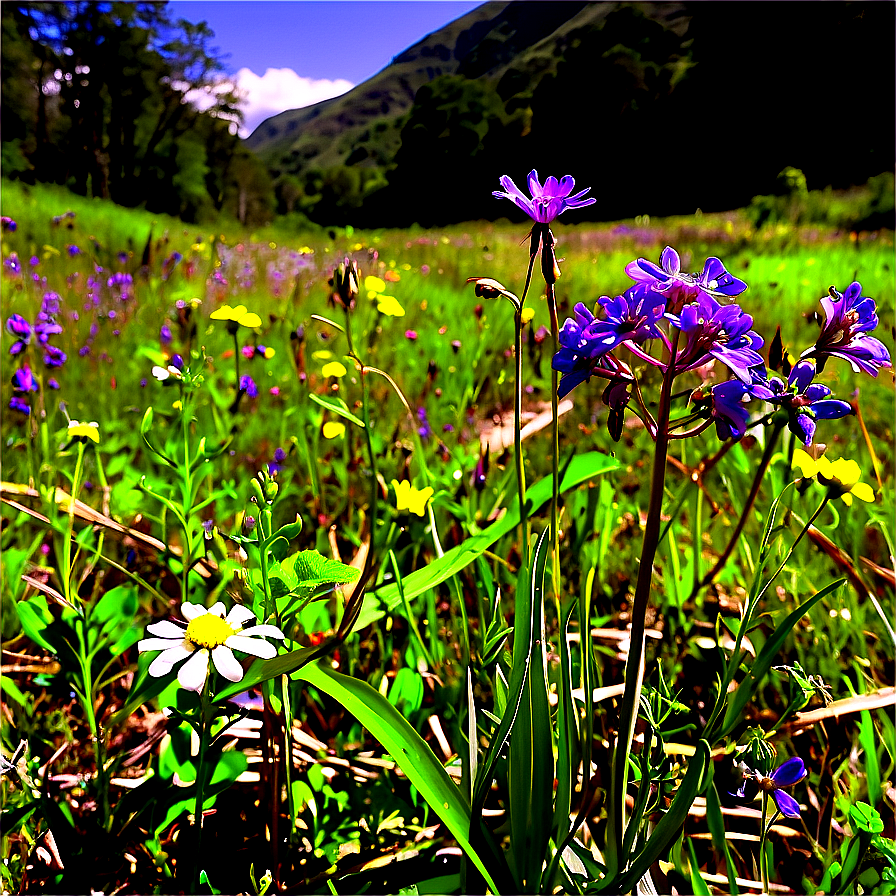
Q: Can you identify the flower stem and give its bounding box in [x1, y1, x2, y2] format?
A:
[513, 308, 529, 571]
[606, 331, 680, 876]
[190, 690, 213, 894]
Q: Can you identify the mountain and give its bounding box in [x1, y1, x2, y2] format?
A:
[245, 1, 895, 227]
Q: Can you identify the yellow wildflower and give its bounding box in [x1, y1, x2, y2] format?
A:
[792, 449, 875, 506]
[391, 479, 434, 517]
[322, 421, 345, 439]
[210, 304, 262, 330]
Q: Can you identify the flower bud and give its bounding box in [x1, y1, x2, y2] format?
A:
[330, 258, 360, 310]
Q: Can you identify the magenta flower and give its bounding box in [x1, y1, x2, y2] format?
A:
[591, 284, 667, 353]
[493, 170, 595, 223]
[801, 282, 891, 377]
[6, 314, 32, 354]
[708, 378, 761, 440]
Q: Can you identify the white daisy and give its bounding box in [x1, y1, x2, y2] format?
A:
[138, 602, 285, 693]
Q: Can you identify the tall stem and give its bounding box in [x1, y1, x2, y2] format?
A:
[607, 331, 680, 875]
[513, 308, 528, 570]
[546, 283, 561, 604]
[190, 691, 213, 894]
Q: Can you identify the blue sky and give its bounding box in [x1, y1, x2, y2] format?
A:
[169, 1, 485, 135]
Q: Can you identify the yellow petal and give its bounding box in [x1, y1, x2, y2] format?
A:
[376, 295, 405, 317]
[322, 361, 347, 378]
[849, 481, 875, 503]
[209, 305, 233, 320]
[312, 350, 333, 361]
[827, 457, 861, 489]
[365, 275, 386, 295]
[67, 420, 100, 443]
[263, 347, 275, 360]
[792, 449, 818, 479]
[322, 421, 345, 439]
[814, 455, 834, 478]
[521, 308, 535, 324]
[840, 492, 853, 507]
[407, 487, 434, 517]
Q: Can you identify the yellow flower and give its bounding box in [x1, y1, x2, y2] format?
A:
[376, 295, 405, 317]
[365, 275, 386, 297]
[521, 307, 535, 325]
[792, 449, 875, 506]
[391, 479, 434, 517]
[322, 421, 345, 439]
[210, 304, 262, 330]
[67, 420, 99, 444]
[262, 346, 275, 360]
[321, 361, 347, 378]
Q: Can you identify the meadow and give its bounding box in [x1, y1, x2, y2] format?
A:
[1, 176, 894, 896]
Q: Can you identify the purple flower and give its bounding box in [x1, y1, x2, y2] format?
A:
[553, 303, 605, 397]
[170, 354, 184, 370]
[43, 344, 67, 368]
[239, 374, 258, 398]
[493, 170, 596, 224]
[417, 406, 432, 441]
[801, 282, 891, 377]
[9, 396, 31, 415]
[11, 366, 38, 392]
[4, 254, 21, 275]
[708, 378, 763, 441]
[1, 217, 16, 232]
[160, 324, 172, 344]
[669, 293, 765, 383]
[590, 284, 667, 353]
[47, 377, 60, 389]
[241, 345, 255, 360]
[67, 244, 81, 257]
[267, 447, 287, 475]
[626, 246, 747, 309]
[731, 757, 807, 818]
[760, 359, 853, 445]
[6, 314, 32, 353]
[41, 292, 61, 315]
[34, 315, 63, 343]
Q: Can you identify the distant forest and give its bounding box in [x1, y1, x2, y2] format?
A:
[2, 1, 894, 229]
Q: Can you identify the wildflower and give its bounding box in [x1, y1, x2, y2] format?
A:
[321, 361, 347, 378]
[392, 479, 434, 517]
[761, 359, 853, 444]
[6, 314, 32, 354]
[9, 396, 31, 415]
[4, 253, 21, 275]
[67, 245, 81, 257]
[239, 375, 258, 398]
[731, 757, 806, 818]
[243, 515, 257, 532]
[0, 216, 16, 231]
[330, 258, 360, 309]
[375, 294, 405, 317]
[241, 344, 256, 360]
[138, 602, 285, 693]
[590, 284, 667, 354]
[152, 364, 182, 382]
[669, 293, 765, 383]
[67, 420, 100, 444]
[11, 366, 38, 393]
[792, 450, 875, 505]
[801, 282, 891, 377]
[267, 447, 287, 475]
[707, 378, 763, 441]
[417, 406, 432, 441]
[405, 330, 418, 340]
[160, 323, 172, 345]
[322, 421, 345, 439]
[34, 316, 63, 343]
[626, 246, 748, 309]
[552, 303, 604, 398]
[269, 386, 280, 396]
[210, 304, 262, 332]
[493, 170, 595, 224]
[43, 344, 67, 368]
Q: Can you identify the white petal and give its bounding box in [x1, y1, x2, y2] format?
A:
[211, 645, 244, 682]
[226, 605, 258, 628]
[148, 643, 194, 677]
[178, 648, 210, 691]
[207, 601, 227, 618]
[225, 635, 277, 659]
[152, 366, 169, 381]
[179, 603, 208, 621]
[146, 619, 187, 638]
[138, 636, 183, 653]
[237, 624, 285, 639]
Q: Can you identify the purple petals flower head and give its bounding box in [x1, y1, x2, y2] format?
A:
[592, 284, 667, 353]
[552, 303, 604, 398]
[707, 379, 758, 441]
[493, 170, 595, 224]
[761, 359, 853, 445]
[731, 757, 807, 818]
[43, 344, 67, 368]
[12, 366, 38, 393]
[669, 293, 765, 383]
[626, 246, 748, 311]
[239, 374, 258, 398]
[801, 282, 891, 377]
[6, 314, 32, 353]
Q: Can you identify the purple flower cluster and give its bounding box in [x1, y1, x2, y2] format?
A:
[551, 246, 890, 445]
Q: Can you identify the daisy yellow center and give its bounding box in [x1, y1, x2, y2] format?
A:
[186, 614, 235, 649]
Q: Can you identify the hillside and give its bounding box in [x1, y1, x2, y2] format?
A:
[244, 1, 895, 227]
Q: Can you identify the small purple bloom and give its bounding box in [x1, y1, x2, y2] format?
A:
[34, 316, 63, 343]
[590, 284, 667, 353]
[170, 354, 184, 370]
[160, 324, 172, 344]
[47, 377, 60, 389]
[6, 314, 32, 353]
[243, 515, 257, 532]
[41, 292, 61, 315]
[493, 170, 596, 224]
[669, 293, 765, 383]
[12, 366, 38, 392]
[267, 447, 287, 475]
[29, 256, 39, 268]
[553, 303, 605, 398]
[43, 344, 67, 368]
[761, 359, 853, 445]
[405, 330, 418, 341]
[239, 374, 258, 398]
[79, 344, 91, 357]
[731, 757, 806, 818]
[67, 244, 81, 257]
[626, 246, 747, 309]
[417, 406, 432, 441]
[9, 396, 31, 415]
[4, 254, 21, 275]
[0, 217, 16, 232]
[801, 282, 891, 377]
[708, 378, 761, 441]
[241, 344, 255, 360]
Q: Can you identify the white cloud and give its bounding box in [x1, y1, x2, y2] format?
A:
[234, 67, 354, 138]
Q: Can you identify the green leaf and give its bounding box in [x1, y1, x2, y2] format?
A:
[369, 452, 618, 623]
[294, 660, 500, 893]
[308, 393, 365, 427]
[15, 596, 57, 655]
[687, 836, 712, 896]
[213, 644, 326, 702]
[716, 578, 845, 740]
